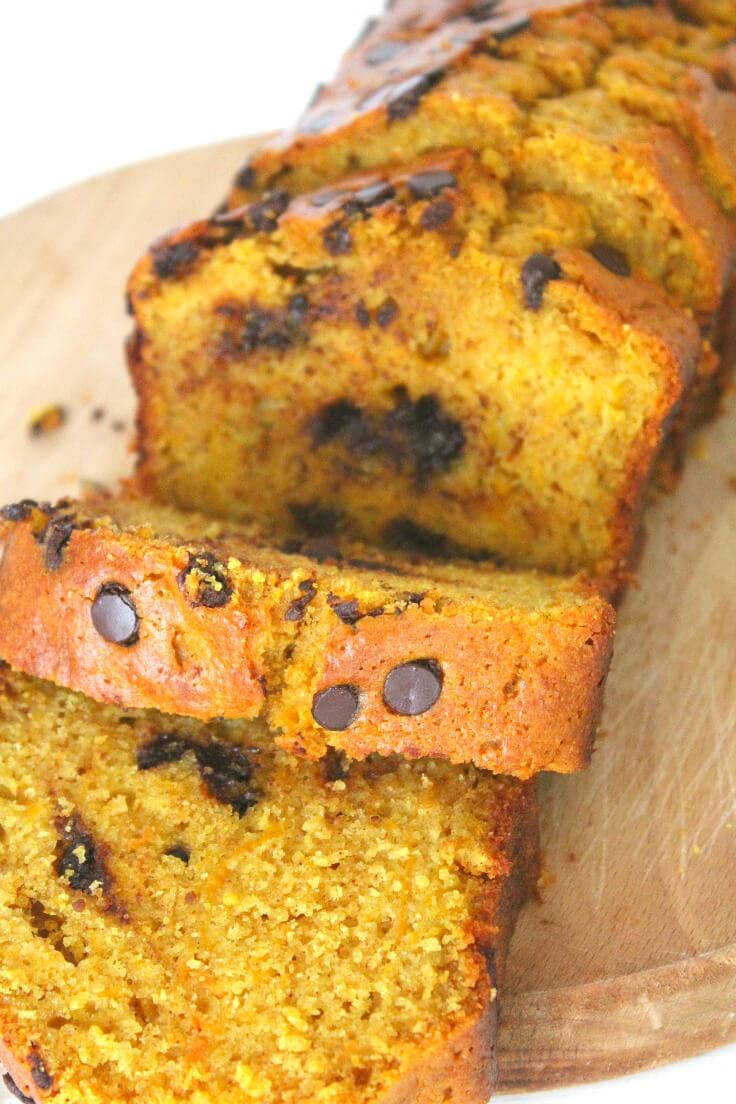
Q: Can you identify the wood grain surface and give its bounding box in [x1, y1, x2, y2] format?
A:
[0, 139, 734, 1091]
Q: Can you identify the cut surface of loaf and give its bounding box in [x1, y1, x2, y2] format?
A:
[0, 668, 539, 1104]
[227, 0, 736, 313]
[0, 494, 613, 777]
[128, 149, 701, 585]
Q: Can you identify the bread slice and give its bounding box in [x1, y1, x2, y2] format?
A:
[226, 1, 736, 312]
[127, 149, 701, 585]
[0, 667, 538, 1104]
[0, 493, 613, 778]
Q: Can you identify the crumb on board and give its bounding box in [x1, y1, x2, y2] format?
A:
[28, 404, 67, 438]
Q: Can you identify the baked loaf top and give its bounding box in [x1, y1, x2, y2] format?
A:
[227, 0, 736, 313]
[129, 148, 700, 585]
[0, 668, 538, 1104]
[0, 494, 613, 778]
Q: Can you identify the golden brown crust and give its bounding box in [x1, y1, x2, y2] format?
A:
[0, 502, 614, 776]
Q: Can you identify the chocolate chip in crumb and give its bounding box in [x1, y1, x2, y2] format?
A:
[3, 1074, 34, 1104]
[42, 514, 77, 571]
[55, 815, 110, 896]
[387, 71, 444, 122]
[234, 163, 256, 191]
[91, 583, 140, 646]
[588, 243, 631, 277]
[365, 40, 406, 65]
[322, 747, 351, 783]
[194, 742, 260, 817]
[351, 180, 396, 209]
[297, 537, 342, 564]
[327, 594, 362, 625]
[1, 498, 42, 522]
[247, 189, 291, 234]
[28, 1054, 53, 1093]
[383, 659, 443, 716]
[521, 253, 562, 311]
[376, 298, 399, 328]
[309, 399, 363, 446]
[137, 732, 189, 771]
[407, 170, 457, 199]
[383, 519, 450, 557]
[285, 579, 317, 622]
[178, 551, 233, 608]
[713, 67, 734, 92]
[420, 198, 454, 230]
[323, 219, 353, 256]
[165, 844, 191, 864]
[355, 300, 372, 327]
[312, 684, 361, 730]
[152, 240, 200, 280]
[288, 501, 340, 537]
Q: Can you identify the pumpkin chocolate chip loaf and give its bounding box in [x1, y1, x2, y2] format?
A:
[0, 494, 613, 777]
[128, 149, 701, 586]
[0, 667, 539, 1104]
[227, 0, 736, 312]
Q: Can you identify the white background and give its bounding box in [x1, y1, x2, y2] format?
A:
[1, 2, 735, 1100]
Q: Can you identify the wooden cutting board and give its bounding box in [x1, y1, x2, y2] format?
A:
[1, 138, 734, 1092]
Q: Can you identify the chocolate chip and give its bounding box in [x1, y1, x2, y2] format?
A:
[152, 241, 200, 280]
[309, 400, 363, 446]
[55, 815, 110, 896]
[234, 163, 256, 191]
[466, 0, 501, 19]
[355, 300, 372, 327]
[247, 190, 291, 234]
[194, 742, 260, 816]
[588, 243, 631, 277]
[178, 551, 233, 608]
[312, 684, 361, 730]
[42, 514, 76, 571]
[713, 67, 734, 92]
[420, 198, 454, 230]
[351, 180, 396, 208]
[383, 519, 450, 557]
[376, 298, 399, 328]
[407, 170, 457, 199]
[322, 747, 351, 782]
[28, 1054, 52, 1093]
[493, 17, 530, 41]
[365, 40, 406, 66]
[300, 109, 340, 135]
[521, 253, 562, 311]
[386, 392, 465, 482]
[323, 219, 353, 255]
[387, 71, 444, 122]
[137, 732, 189, 771]
[231, 296, 310, 355]
[285, 579, 317, 621]
[296, 537, 342, 563]
[3, 1074, 33, 1104]
[327, 595, 362, 625]
[383, 659, 443, 716]
[288, 501, 340, 537]
[165, 844, 190, 864]
[1, 498, 42, 521]
[91, 583, 140, 646]
[311, 188, 344, 208]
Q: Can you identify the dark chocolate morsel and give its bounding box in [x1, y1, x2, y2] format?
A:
[285, 579, 318, 622]
[420, 198, 454, 231]
[152, 241, 200, 280]
[351, 180, 396, 209]
[1, 498, 42, 522]
[42, 514, 76, 571]
[165, 844, 191, 864]
[288, 501, 340, 537]
[178, 551, 233, 608]
[322, 747, 351, 782]
[387, 71, 444, 122]
[588, 243, 632, 278]
[28, 1054, 53, 1093]
[193, 742, 260, 816]
[355, 300, 372, 327]
[323, 219, 353, 256]
[407, 170, 457, 199]
[3, 1074, 34, 1104]
[246, 190, 291, 234]
[234, 163, 256, 191]
[520, 253, 563, 311]
[383, 659, 443, 716]
[465, 0, 501, 21]
[55, 815, 110, 896]
[375, 298, 399, 328]
[327, 595, 362, 625]
[365, 40, 406, 66]
[90, 583, 140, 646]
[312, 684, 361, 730]
[137, 732, 189, 771]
